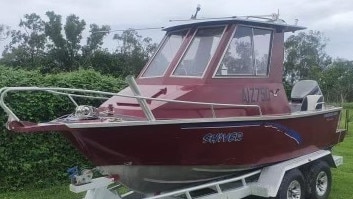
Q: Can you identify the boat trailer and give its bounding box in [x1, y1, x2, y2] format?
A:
[70, 150, 343, 199]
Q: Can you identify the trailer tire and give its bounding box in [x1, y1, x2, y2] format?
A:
[275, 169, 305, 199]
[307, 161, 331, 199]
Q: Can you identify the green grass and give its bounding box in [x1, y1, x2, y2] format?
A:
[0, 185, 83, 199]
[330, 133, 353, 198]
[328, 108, 353, 198]
[1, 111, 353, 199]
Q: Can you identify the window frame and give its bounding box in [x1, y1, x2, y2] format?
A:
[212, 25, 274, 78]
[170, 25, 227, 79]
[140, 28, 190, 79]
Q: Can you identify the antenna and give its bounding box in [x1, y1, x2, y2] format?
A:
[270, 9, 280, 21]
[294, 19, 299, 26]
[191, 4, 201, 19]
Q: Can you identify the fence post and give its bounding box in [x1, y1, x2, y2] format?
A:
[345, 109, 349, 131]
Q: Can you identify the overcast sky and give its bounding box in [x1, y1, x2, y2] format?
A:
[0, 0, 352, 59]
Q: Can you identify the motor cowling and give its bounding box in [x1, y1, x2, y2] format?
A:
[290, 80, 324, 111]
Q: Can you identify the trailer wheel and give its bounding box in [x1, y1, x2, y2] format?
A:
[307, 161, 331, 199]
[276, 169, 305, 199]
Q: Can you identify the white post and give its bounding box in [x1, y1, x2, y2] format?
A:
[126, 75, 156, 121]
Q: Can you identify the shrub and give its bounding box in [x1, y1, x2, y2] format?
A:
[0, 66, 125, 190]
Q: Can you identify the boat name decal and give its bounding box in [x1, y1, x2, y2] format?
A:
[203, 132, 243, 144]
[242, 87, 271, 103]
[182, 122, 301, 145]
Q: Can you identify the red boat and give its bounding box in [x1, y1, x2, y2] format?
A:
[0, 14, 345, 194]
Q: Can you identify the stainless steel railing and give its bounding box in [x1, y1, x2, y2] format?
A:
[0, 76, 262, 123]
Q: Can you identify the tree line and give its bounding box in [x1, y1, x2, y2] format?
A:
[284, 31, 353, 103]
[1, 12, 353, 102]
[0, 12, 157, 76]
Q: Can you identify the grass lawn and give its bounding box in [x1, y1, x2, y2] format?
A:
[1, 112, 352, 199]
[330, 132, 353, 198]
[0, 185, 83, 199]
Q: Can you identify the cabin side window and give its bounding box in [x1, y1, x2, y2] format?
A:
[173, 26, 225, 77]
[215, 26, 272, 77]
[142, 30, 188, 77]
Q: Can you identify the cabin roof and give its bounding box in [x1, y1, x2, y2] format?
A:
[164, 17, 306, 33]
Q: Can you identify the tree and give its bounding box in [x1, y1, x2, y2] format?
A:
[113, 29, 157, 76]
[0, 24, 10, 42]
[320, 59, 353, 103]
[1, 11, 113, 73]
[2, 14, 46, 69]
[80, 24, 111, 68]
[82, 24, 111, 56]
[64, 14, 86, 68]
[84, 29, 157, 77]
[1, 12, 157, 76]
[44, 11, 86, 72]
[284, 31, 331, 86]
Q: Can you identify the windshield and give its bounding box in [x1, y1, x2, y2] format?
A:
[173, 26, 225, 77]
[142, 30, 188, 77]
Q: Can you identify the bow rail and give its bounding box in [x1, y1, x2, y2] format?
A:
[0, 77, 263, 124]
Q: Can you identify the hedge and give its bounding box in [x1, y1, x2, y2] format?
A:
[0, 66, 126, 191]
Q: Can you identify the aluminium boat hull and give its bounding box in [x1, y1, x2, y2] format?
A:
[51, 108, 343, 193]
[99, 165, 255, 194]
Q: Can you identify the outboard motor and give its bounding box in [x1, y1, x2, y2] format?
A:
[290, 80, 324, 112]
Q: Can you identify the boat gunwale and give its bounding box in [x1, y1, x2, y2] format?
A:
[0, 87, 342, 130]
[62, 106, 341, 129]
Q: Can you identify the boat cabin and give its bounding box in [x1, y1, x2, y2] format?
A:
[101, 17, 307, 119]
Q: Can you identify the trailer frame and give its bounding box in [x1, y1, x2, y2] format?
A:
[70, 150, 342, 199]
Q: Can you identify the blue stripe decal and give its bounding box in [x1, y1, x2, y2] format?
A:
[264, 122, 302, 144]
